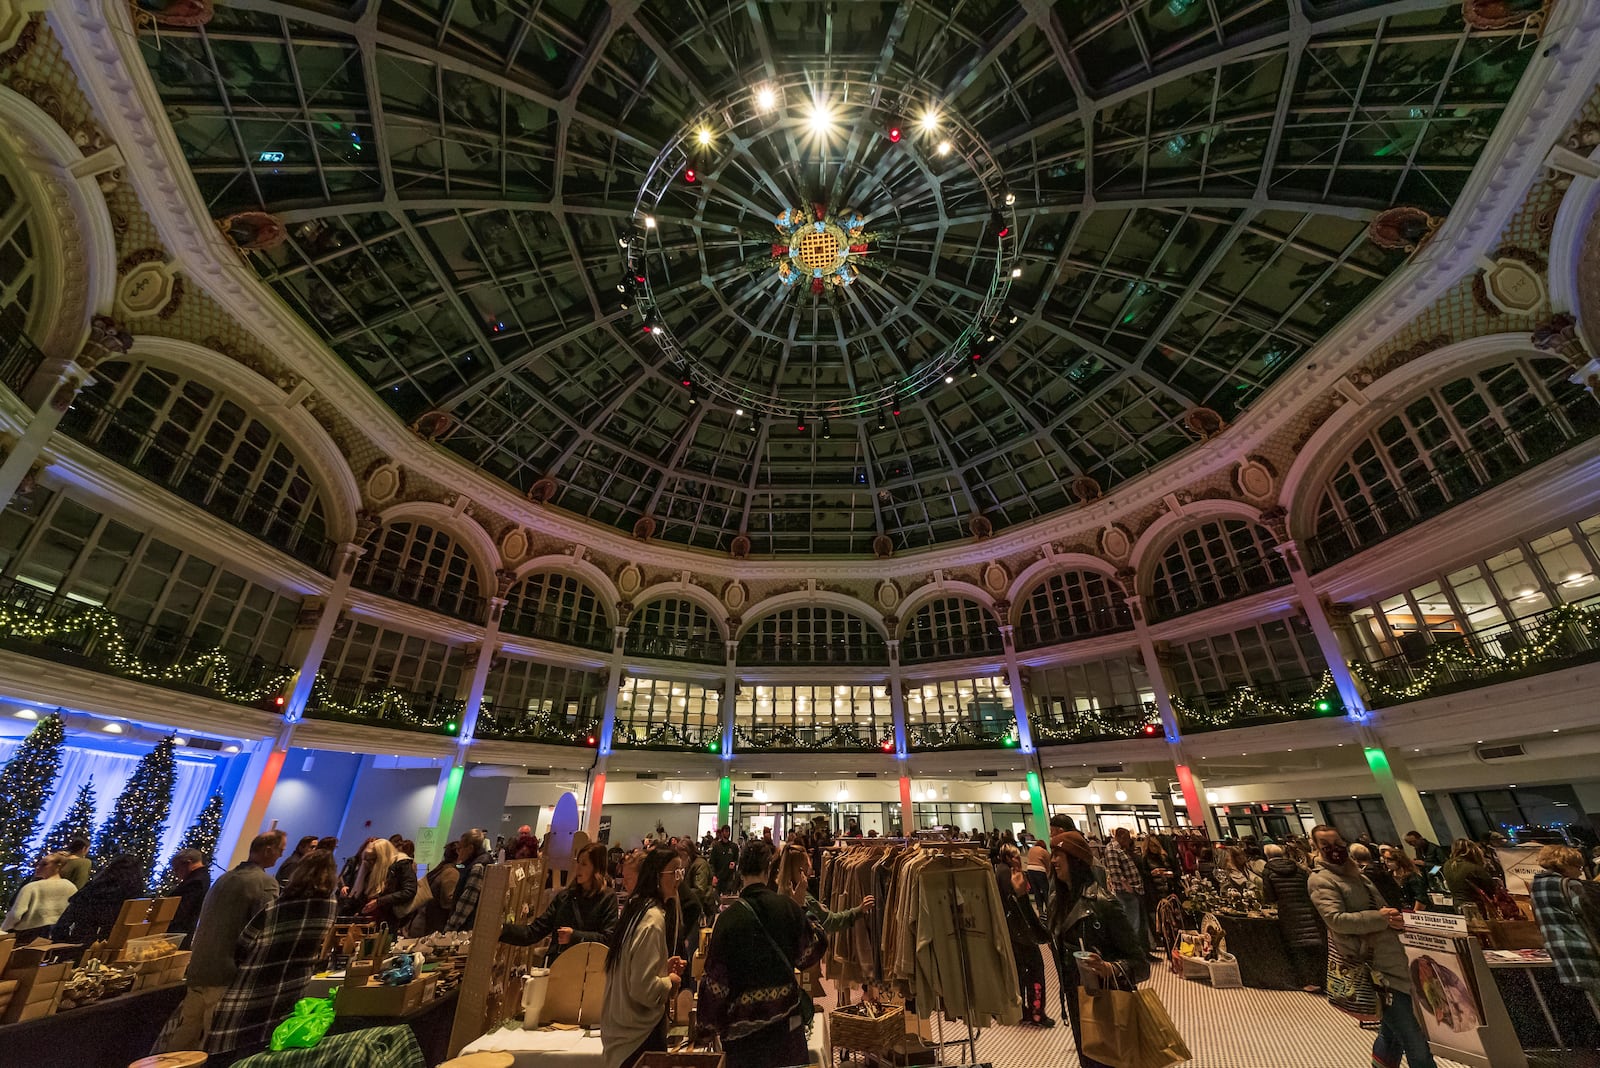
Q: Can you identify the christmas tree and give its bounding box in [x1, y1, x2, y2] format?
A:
[93, 735, 177, 884]
[155, 792, 224, 894]
[42, 779, 97, 856]
[0, 712, 66, 910]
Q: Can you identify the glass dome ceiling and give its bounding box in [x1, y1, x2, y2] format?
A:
[140, 0, 1534, 554]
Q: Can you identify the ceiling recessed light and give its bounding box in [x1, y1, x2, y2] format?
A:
[14, 709, 36, 720]
[103, 722, 123, 734]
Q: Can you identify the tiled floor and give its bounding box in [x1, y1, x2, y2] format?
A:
[818, 958, 1477, 1068]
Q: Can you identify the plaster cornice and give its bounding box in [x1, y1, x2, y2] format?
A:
[46, 0, 1600, 582]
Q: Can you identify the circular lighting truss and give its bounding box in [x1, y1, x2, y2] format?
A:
[622, 71, 1021, 420]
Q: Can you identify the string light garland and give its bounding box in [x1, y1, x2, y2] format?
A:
[0, 712, 65, 911]
[42, 778, 97, 857]
[733, 724, 884, 752]
[1034, 704, 1163, 744]
[155, 791, 224, 894]
[92, 735, 177, 887]
[0, 601, 292, 705]
[473, 708, 597, 745]
[1172, 671, 1341, 731]
[1352, 602, 1600, 704]
[612, 722, 712, 750]
[303, 676, 465, 734]
[907, 718, 1020, 751]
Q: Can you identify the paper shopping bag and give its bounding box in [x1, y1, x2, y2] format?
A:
[1078, 987, 1141, 1068]
[1132, 987, 1192, 1068]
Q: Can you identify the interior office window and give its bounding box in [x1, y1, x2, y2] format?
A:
[320, 617, 463, 696]
[733, 683, 891, 742]
[1148, 518, 1289, 619]
[501, 570, 610, 648]
[900, 596, 1002, 663]
[1164, 617, 1325, 698]
[615, 677, 721, 743]
[1016, 569, 1132, 648]
[1027, 656, 1153, 729]
[905, 675, 1013, 732]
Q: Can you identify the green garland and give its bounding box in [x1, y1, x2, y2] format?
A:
[1173, 671, 1340, 731]
[304, 675, 464, 732]
[1353, 601, 1600, 704]
[907, 719, 1019, 750]
[0, 601, 292, 704]
[474, 709, 593, 745]
[733, 723, 882, 752]
[613, 722, 709, 750]
[1034, 706, 1162, 744]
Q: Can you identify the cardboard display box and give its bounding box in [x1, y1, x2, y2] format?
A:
[336, 973, 437, 1017]
[2, 960, 71, 1023]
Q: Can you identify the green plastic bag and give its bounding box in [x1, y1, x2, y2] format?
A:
[270, 992, 338, 1051]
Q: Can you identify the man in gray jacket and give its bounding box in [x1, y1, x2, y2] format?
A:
[1308, 825, 1437, 1068]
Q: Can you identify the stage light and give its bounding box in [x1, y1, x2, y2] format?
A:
[684, 166, 697, 183]
[935, 140, 951, 156]
[944, 375, 954, 384]
[920, 109, 938, 131]
[796, 413, 808, 432]
[735, 407, 744, 416]
[821, 417, 832, 439]
[755, 85, 776, 111]
[688, 385, 700, 405]
[1011, 266, 1022, 278]
[642, 312, 660, 334]
[876, 410, 887, 430]
[888, 124, 902, 143]
[890, 397, 901, 417]
[809, 103, 834, 134]
[990, 210, 1010, 239]
[643, 215, 656, 228]
[1004, 191, 1016, 206]
[697, 127, 712, 146]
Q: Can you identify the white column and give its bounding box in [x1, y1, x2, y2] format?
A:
[281, 542, 365, 722]
[999, 625, 1048, 842]
[586, 626, 628, 838]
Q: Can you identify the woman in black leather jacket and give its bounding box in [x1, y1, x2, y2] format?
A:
[499, 842, 618, 964]
[1048, 832, 1150, 1068]
[996, 852, 1054, 1028]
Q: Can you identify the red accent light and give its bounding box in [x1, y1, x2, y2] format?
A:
[275, 696, 286, 706]
[681, 376, 692, 388]
[1142, 723, 1157, 736]
[684, 168, 696, 183]
[881, 739, 894, 752]
[888, 126, 902, 143]
[997, 223, 1011, 238]
[890, 403, 901, 416]
[586, 735, 597, 746]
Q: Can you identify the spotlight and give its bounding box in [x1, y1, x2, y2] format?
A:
[684, 166, 697, 183]
[809, 103, 833, 134]
[735, 407, 744, 416]
[935, 140, 951, 156]
[920, 109, 938, 131]
[821, 417, 832, 439]
[1004, 190, 1016, 206]
[890, 397, 901, 417]
[643, 215, 656, 229]
[945, 375, 954, 384]
[1011, 266, 1022, 278]
[688, 385, 700, 405]
[755, 85, 776, 111]
[876, 409, 887, 431]
[642, 311, 661, 334]
[990, 210, 1010, 239]
[796, 412, 808, 432]
[697, 127, 712, 146]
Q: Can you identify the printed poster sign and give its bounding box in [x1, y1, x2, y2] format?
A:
[1400, 930, 1486, 1059]
[1497, 845, 1544, 897]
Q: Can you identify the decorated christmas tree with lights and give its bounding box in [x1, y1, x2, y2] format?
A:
[0, 712, 66, 910]
[155, 791, 224, 893]
[93, 735, 176, 881]
[42, 778, 98, 856]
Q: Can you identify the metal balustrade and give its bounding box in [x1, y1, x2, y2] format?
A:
[906, 715, 1019, 751]
[736, 639, 890, 666]
[0, 329, 44, 396]
[1307, 400, 1600, 571]
[498, 607, 613, 652]
[0, 576, 291, 708]
[622, 630, 725, 664]
[472, 702, 597, 746]
[58, 391, 335, 572]
[1355, 593, 1600, 705]
[611, 720, 717, 751]
[733, 723, 890, 752]
[301, 675, 465, 735]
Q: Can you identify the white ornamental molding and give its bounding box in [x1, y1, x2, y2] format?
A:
[722, 580, 746, 611]
[47, 0, 1600, 582]
[981, 561, 1008, 595]
[1099, 524, 1133, 561]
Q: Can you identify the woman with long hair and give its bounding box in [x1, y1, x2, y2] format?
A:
[1389, 849, 1430, 912]
[414, 840, 463, 935]
[1047, 832, 1149, 1068]
[1442, 838, 1498, 909]
[356, 838, 418, 928]
[206, 851, 339, 1058]
[51, 853, 147, 944]
[501, 842, 618, 964]
[601, 846, 684, 1068]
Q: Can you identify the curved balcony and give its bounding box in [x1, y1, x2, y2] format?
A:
[302, 676, 465, 735]
[1016, 606, 1135, 652]
[1355, 594, 1600, 706]
[351, 559, 486, 624]
[0, 575, 290, 709]
[499, 607, 613, 652]
[733, 723, 891, 753]
[1172, 672, 1340, 733]
[1306, 400, 1600, 572]
[611, 721, 718, 751]
[473, 702, 597, 746]
[58, 390, 335, 572]
[737, 638, 889, 667]
[623, 630, 725, 664]
[1034, 701, 1162, 745]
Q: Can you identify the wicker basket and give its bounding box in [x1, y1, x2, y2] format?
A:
[829, 1003, 907, 1054]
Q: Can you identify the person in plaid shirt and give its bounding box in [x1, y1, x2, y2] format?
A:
[446, 827, 492, 932]
[1529, 844, 1600, 998]
[1104, 827, 1148, 951]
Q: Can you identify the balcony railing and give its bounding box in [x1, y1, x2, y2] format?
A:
[1033, 701, 1162, 744]
[499, 608, 613, 652]
[351, 559, 486, 623]
[1172, 672, 1341, 733]
[623, 630, 725, 664]
[472, 702, 598, 746]
[1354, 594, 1600, 706]
[58, 392, 335, 572]
[737, 639, 890, 666]
[907, 715, 1020, 751]
[611, 720, 718, 751]
[0, 576, 291, 708]
[899, 632, 1006, 665]
[1150, 559, 1290, 622]
[1307, 400, 1600, 571]
[734, 723, 891, 752]
[1016, 606, 1135, 651]
[302, 675, 465, 735]
[0, 328, 44, 396]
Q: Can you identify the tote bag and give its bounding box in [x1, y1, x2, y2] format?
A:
[1079, 987, 1142, 1068]
[1325, 940, 1380, 1023]
[1132, 987, 1192, 1068]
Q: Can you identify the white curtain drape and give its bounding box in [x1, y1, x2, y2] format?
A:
[0, 741, 220, 865]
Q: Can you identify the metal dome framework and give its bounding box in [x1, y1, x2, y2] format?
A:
[141, 0, 1536, 554]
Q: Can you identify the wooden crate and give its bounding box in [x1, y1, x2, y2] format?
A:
[446, 858, 550, 1058]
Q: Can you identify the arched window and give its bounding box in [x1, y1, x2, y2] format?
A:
[0, 165, 38, 340]
[1149, 518, 1289, 620]
[1309, 357, 1600, 568]
[738, 606, 887, 665]
[354, 519, 483, 619]
[900, 596, 1003, 664]
[1016, 570, 1133, 648]
[625, 597, 724, 663]
[61, 361, 332, 567]
[500, 571, 610, 650]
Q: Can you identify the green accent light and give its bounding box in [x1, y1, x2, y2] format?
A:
[708, 739, 719, 753]
[1315, 700, 1334, 714]
[446, 720, 458, 733]
[1363, 747, 1391, 775]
